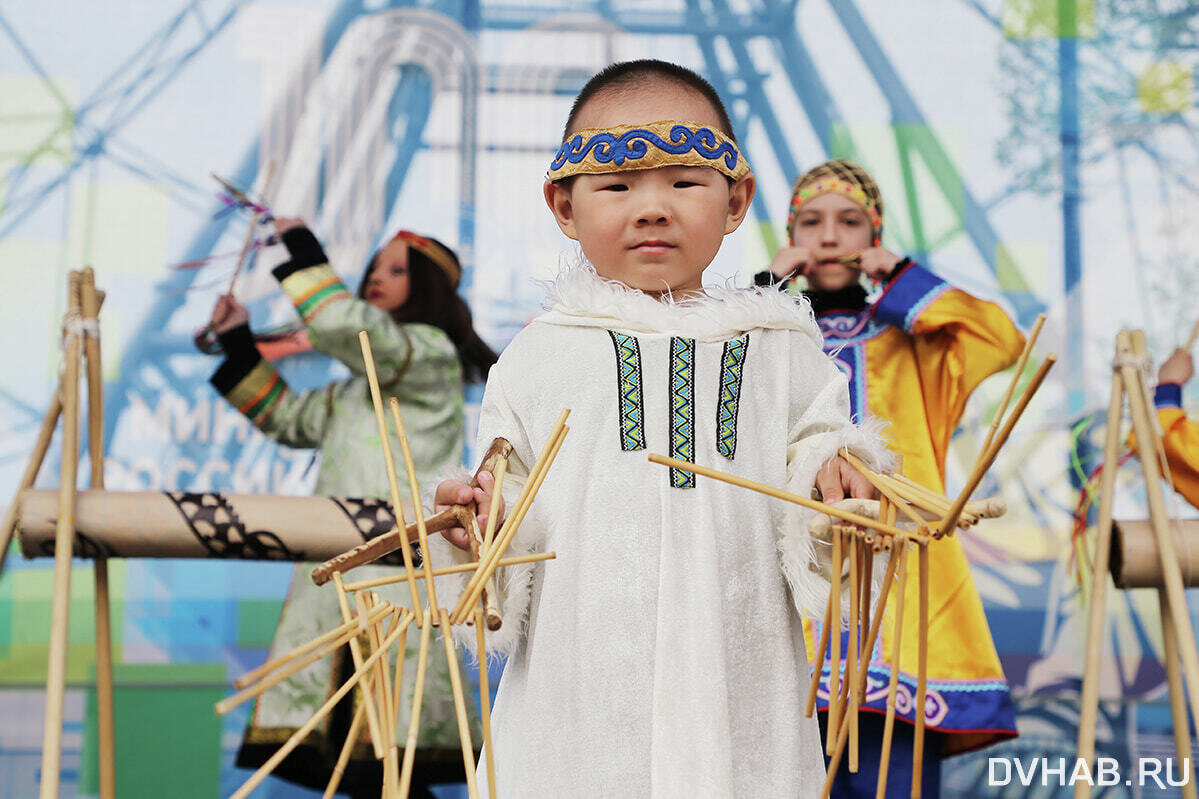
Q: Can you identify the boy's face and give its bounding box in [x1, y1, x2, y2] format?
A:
[790, 192, 872, 292]
[544, 85, 755, 295]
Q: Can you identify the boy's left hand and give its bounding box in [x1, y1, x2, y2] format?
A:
[858, 247, 903, 282]
[815, 455, 877, 503]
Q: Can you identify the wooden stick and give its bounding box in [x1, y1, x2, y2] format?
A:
[478, 457, 508, 631]
[859, 532, 902, 699]
[911, 542, 930, 798]
[216, 603, 393, 715]
[358, 332, 421, 609]
[940, 355, 1056, 536]
[227, 159, 276, 295]
[1187, 317, 1199, 351]
[481, 458, 508, 556]
[368, 600, 400, 798]
[359, 593, 396, 754]
[876, 540, 909, 799]
[858, 522, 875, 701]
[453, 417, 570, 623]
[847, 533, 860, 773]
[78, 268, 116, 799]
[452, 416, 570, 619]
[475, 608, 498, 799]
[387, 399, 445, 627]
[438, 608, 480, 798]
[1075, 366, 1125, 798]
[821, 696, 853, 798]
[1120, 330, 1199, 743]
[39, 271, 83, 799]
[826, 529, 844, 755]
[332, 572, 385, 760]
[230, 610, 409, 799]
[1159, 589, 1197, 799]
[344, 552, 558, 592]
[234, 611, 379, 690]
[0, 389, 61, 577]
[391, 609, 411, 730]
[980, 313, 1046, 456]
[843, 453, 935, 537]
[323, 694, 368, 799]
[399, 609, 433, 797]
[805, 596, 833, 718]
[648, 454, 930, 544]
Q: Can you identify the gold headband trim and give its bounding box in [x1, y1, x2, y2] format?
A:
[548, 120, 751, 182]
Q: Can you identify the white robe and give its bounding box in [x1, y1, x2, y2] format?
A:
[429, 267, 890, 798]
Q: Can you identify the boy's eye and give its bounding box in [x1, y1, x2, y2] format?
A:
[599, 183, 628, 192]
[673, 181, 699, 188]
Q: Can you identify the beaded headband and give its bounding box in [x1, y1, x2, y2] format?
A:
[547, 120, 751, 182]
[786, 160, 884, 247]
[390, 230, 460, 288]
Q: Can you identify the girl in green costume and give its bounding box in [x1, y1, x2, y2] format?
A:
[206, 218, 496, 797]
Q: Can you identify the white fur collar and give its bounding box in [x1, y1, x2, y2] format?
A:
[534, 263, 823, 344]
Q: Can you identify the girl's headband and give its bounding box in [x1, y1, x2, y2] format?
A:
[547, 120, 751, 182]
[390, 230, 460, 287]
[786, 178, 883, 247]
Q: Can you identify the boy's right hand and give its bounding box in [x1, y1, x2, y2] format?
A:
[1159, 348, 1194, 385]
[209, 293, 249, 333]
[434, 472, 505, 552]
[769, 246, 812, 280]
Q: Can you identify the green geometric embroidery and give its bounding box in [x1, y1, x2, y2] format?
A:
[716, 334, 749, 459]
[607, 331, 645, 451]
[669, 336, 696, 488]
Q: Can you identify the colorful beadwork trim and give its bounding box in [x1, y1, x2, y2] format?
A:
[280, 263, 353, 324]
[668, 336, 696, 489]
[607, 330, 646, 451]
[227, 360, 288, 425]
[786, 178, 882, 247]
[715, 334, 749, 459]
[548, 120, 751, 182]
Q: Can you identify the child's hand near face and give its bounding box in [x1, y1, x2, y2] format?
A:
[434, 472, 505, 551]
[1159, 348, 1194, 385]
[814, 455, 877, 503]
[769, 245, 813, 280]
[858, 246, 903, 282]
[209, 293, 249, 333]
[272, 216, 306, 235]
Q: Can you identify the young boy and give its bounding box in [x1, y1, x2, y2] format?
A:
[757, 160, 1024, 796]
[431, 61, 889, 797]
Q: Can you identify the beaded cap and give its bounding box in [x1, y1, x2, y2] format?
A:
[786, 159, 883, 247]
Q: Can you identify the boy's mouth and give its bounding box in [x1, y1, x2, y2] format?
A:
[631, 240, 677, 254]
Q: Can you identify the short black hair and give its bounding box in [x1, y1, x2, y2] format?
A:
[563, 59, 736, 143]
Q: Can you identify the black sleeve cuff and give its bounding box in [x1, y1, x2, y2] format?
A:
[885, 257, 913, 284]
[754, 270, 783, 287]
[210, 330, 264, 396]
[272, 227, 329, 281]
[216, 322, 256, 358]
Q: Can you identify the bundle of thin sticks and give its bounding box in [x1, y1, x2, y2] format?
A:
[220, 330, 567, 799]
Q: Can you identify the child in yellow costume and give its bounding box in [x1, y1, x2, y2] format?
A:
[756, 159, 1023, 796]
[1147, 347, 1199, 507]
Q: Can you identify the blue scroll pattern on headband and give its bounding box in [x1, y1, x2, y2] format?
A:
[550, 125, 741, 172]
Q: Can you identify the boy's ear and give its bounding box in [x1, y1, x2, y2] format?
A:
[544, 179, 579, 241]
[723, 174, 756, 235]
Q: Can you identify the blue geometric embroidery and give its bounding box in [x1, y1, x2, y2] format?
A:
[668, 336, 696, 488]
[715, 334, 749, 459]
[550, 125, 743, 173]
[607, 330, 646, 451]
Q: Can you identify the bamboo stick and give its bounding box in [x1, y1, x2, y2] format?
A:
[39, 271, 84, 799]
[859, 531, 902, 698]
[234, 612, 379, 690]
[388, 398, 441, 619]
[323, 696, 368, 799]
[216, 603, 393, 715]
[332, 572, 385, 759]
[980, 313, 1046, 455]
[452, 414, 570, 619]
[847, 533, 860, 773]
[647, 454, 931, 545]
[453, 419, 570, 623]
[0, 389, 61, 578]
[858, 521, 875, 704]
[230, 611, 409, 799]
[821, 698, 852, 798]
[912, 542, 930, 798]
[79, 268, 116, 799]
[359, 592, 395, 753]
[940, 355, 1056, 536]
[843, 453, 934, 537]
[392, 609, 411, 730]
[372, 602, 401, 799]
[358, 332, 421, 609]
[344, 552, 558, 592]
[1075, 366, 1126, 799]
[1159, 590, 1197, 799]
[1121, 330, 1199, 746]
[399, 609, 434, 797]
[475, 608, 498, 799]
[805, 597, 833, 718]
[876, 540, 909, 799]
[478, 457, 508, 632]
[1187, 318, 1199, 351]
[827, 529, 844, 755]
[438, 608, 480, 799]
